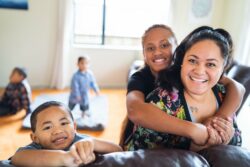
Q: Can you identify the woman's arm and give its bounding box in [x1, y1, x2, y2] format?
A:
[127, 90, 208, 145]
[216, 75, 245, 118]
[11, 149, 82, 167]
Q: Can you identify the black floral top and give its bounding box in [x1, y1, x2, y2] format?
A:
[125, 84, 242, 151]
[0, 82, 31, 114]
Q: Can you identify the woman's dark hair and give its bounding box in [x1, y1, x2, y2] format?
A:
[30, 101, 74, 132]
[158, 26, 233, 91]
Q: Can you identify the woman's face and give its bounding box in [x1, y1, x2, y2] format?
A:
[181, 40, 225, 95]
[143, 28, 176, 76]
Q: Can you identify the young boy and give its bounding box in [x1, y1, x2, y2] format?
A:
[0, 67, 31, 116]
[69, 56, 100, 118]
[11, 101, 122, 166]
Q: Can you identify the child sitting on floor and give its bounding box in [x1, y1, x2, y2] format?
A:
[0, 67, 31, 116]
[69, 56, 100, 118]
[11, 101, 122, 166]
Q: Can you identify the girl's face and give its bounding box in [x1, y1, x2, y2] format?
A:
[181, 40, 225, 95]
[143, 28, 176, 76]
[31, 106, 76, 150]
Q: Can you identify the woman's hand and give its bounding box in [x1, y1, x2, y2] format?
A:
[211, 117, 234, 144]
[203, 116, 234, 145]
[190, 125, 221, 152]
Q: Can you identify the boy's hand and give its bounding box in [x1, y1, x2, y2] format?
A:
[72, 139, 96, 165]
[64, 147, 83, 167]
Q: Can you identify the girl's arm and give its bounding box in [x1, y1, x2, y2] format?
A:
[203, 76, 244, 145]
[11, 149, 82, 167]
[127, 90, 208, 145]
[216, 76, 245, 118]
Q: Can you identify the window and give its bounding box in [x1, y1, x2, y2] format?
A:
[73, 0, 172, 48]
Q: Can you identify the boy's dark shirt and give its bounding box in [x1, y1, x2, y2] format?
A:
[0, 82, 31, 114]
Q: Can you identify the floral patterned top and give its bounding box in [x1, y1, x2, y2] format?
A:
[124, 84, 241, 151]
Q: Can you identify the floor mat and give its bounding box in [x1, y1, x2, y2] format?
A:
[22, 93, 108, 131]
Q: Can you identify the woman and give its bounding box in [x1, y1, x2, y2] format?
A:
[121, 25, 244, 148]
[124, 26, 242, 151]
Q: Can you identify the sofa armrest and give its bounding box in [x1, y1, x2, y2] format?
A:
[199, 145, 250, 167]
[85, 149, 209, 167]
[226, 62, 250, 115]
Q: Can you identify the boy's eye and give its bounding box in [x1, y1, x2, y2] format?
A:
[43, 126, 51, 131]
[61, 122, 70, 126]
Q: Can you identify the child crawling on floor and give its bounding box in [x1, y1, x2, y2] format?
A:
[11, 101, 122, 167]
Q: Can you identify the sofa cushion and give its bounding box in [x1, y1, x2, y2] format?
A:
[199, 145, 250, 167]
[86, 149, 209, 167]
[226, 62, 250, 115]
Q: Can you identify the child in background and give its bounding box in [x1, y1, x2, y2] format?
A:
[69, 56, 100, 118]
[0, 67, 31, 116]
[11, 101, 122, 167]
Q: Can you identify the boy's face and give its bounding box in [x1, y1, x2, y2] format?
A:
[9, 71, 24, 83]
[31, 106, 76, 150]
[78, 59, 88, 72]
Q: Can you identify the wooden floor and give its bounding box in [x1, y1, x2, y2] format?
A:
[0, 89, 127, 160]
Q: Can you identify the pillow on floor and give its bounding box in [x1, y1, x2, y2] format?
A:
[22, 93, 108, 131]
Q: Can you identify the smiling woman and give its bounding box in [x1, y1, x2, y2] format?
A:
[123, 26, 242, 152]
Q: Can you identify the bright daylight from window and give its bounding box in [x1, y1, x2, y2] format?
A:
[73, 0, 171, 48]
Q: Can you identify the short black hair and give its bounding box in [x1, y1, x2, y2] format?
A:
[13, 67, 27, 79]
[78, 56, 89, 63]
[30, 101, 74, 132]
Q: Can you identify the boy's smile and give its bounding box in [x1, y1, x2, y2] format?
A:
[31, 106, 76, 150]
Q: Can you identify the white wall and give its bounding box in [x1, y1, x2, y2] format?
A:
[0, 0, 58, 87]
[0, 0, 248, 88]
[171, 0, 226, 42]
[68, 47, 141, 88]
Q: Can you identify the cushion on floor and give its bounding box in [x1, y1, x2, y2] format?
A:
[22, 93, 108, 131]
